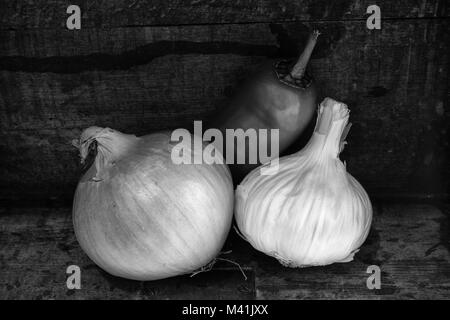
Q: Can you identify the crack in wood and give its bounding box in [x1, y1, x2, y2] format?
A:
[0, 41, 279, 73]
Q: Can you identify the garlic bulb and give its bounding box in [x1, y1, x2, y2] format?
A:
[235, 98, 372, 267]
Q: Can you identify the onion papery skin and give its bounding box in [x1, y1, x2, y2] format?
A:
[72, 128, 234, 281]
[235, 98, 372, 268]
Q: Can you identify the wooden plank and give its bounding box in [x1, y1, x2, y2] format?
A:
[0, 24, 274, 57]
[0, 0, 448, 30]
[0, 19, 448, 202]
[0, 204, 448, 299]
[250, 204, 450, 299]
[254, 260, 450, 299]
[0, 207, 255, 299]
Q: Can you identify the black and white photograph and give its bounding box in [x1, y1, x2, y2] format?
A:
[0, 0, 449, 307]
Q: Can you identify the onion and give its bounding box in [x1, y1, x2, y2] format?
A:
[235, 98, 372, 267]
[72, 127, 233, 280]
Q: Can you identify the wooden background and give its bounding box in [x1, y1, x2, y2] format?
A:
[0, 0, 449, 205]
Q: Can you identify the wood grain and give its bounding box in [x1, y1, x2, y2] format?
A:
[252, 203, 450, 299]
[0, 0, 448, 30]
[0, 207, 255, 299]
[0, 18, 448, 203]
[0, 203, 448, 299]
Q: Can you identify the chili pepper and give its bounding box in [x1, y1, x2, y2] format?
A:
[208, 31, 320, 183]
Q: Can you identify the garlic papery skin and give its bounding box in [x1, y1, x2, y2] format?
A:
[235, 98, 372, 267]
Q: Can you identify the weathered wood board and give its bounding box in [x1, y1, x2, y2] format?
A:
[0, 203, 448, 299]
[0, 1, 449, 204]
[1, 0, 448, 29]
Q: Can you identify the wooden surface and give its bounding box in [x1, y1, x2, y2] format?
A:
[0, 203, 449, 299]
[0, 1, 449, 204]
[1, 0, 448, 29]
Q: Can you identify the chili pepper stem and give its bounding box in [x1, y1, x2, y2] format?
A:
[290, 30, 320, 79]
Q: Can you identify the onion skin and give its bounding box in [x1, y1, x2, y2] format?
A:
[72, 128, 233, 281]
[208, 31, 320, 183]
